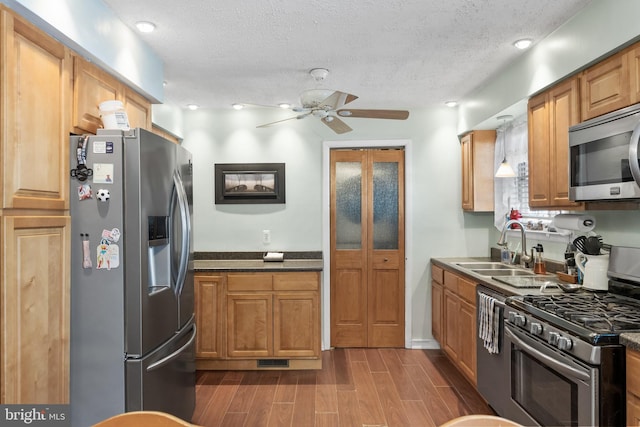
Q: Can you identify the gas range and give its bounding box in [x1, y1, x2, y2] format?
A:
[507, 290, 640, 344]
[505, 281, 640, 367]
[500, 246, 640, 426]
[506, 245, 640, 347]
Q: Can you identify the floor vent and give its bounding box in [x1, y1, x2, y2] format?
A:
[257, 359, 289, 368]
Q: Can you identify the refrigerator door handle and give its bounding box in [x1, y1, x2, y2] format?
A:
[173, 170, 191, 297]
[146, 324, 196, 373]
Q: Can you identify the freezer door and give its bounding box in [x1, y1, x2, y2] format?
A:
[126, 320, 196, 422]
[173, 145, 194, 329]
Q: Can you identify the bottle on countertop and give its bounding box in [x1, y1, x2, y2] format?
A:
[534, 244, 546, 275]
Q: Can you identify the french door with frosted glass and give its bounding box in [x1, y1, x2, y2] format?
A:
[330, 148, 405, 348]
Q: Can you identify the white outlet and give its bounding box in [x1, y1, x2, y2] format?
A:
[262, 229, 271, 244]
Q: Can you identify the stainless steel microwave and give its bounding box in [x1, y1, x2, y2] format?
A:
[569, 103, 640, 201]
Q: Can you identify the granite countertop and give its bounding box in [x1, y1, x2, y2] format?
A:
[620, 333, 640, 351]
[194, 251, 323, 272]
[431, 256, 565, 297]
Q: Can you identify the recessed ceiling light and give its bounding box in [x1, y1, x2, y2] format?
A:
[513, 38, 533, 50]
[445, 101, 458, 108]
[135, 21, 156, 33]
[232, 103, 244, 110]
[187, 104, 198, 110]
[278, 103, 291, 109]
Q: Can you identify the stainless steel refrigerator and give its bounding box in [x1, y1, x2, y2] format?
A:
[69, 128, 195, 426]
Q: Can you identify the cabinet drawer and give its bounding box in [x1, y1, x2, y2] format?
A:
[273, 272, 319, 291]
[227, 273, 273, 291]
[458, 277, 476, 304]
[431, 265, 444, 284]
[443, 271, 458, 292]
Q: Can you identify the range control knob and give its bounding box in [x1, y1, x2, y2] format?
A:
[508, 312, 516, 324]
[548, 332, 560, 346]
[557, 336, 573, 351]
[514, 314, 527, 327]
[530, 322, 543, 335]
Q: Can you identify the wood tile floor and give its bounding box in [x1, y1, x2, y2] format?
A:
[192, 349, 494, 427]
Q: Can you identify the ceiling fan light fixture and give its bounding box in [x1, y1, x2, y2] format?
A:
[299, 89, 335, 108]
[338, 110, 352, 117]
[309, 68, 329, 82]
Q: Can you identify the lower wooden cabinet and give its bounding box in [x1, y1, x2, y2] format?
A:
[627, 348, 640, 425]
[431, 262, 478, 385]
[227, 292, 273, 358]
[431, 265, 444, 344]
[195, 271, 321, 370]
[1, 216, 70, 404]
[194, 274, 225, 359]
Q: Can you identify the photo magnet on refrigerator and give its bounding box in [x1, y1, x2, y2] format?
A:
[97, 239, 120, 270]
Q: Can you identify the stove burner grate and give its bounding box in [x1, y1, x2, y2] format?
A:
[521, 293, 640, 332]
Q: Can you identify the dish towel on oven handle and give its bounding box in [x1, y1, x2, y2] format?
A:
[478, 293, 500, 354]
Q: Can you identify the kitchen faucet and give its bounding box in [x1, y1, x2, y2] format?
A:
[497, 219, 532, 268]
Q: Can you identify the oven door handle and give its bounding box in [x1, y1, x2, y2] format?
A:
[505, 326, 590, 382]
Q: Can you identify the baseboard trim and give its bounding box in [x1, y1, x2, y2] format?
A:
[197, 358, 322, 371]
[410, 338, 441, 349]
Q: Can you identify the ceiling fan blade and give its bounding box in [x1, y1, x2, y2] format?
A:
[321, 116, 352, 134]
[256, 112, 311, 128]
[336, 109, 410, 120]
[319, 91, 358, 110]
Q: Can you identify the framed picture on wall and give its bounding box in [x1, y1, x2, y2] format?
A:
[214, 163, 285, 204]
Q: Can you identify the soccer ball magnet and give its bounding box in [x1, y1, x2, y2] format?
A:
[96, 189, 110, 202]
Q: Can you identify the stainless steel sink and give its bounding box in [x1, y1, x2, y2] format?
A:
[471, 268, 536, 277]
[454, 262, 513, 270]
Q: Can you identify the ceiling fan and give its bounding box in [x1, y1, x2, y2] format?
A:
[255, 68, 410, 134]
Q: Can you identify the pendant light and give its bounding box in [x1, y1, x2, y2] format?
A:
[495, 115, 516, 178]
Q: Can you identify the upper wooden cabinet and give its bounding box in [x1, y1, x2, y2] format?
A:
[461, 130, 496, 212]
[628, 44, 640, 105]
[581, 42, 640, 121]
[581, 50, 630, 120]
[528, 76, 583, 209]
[122, 87, 152, 131]
[72, 56, 152, 134]
[1, 8, 71, 210]
[72, 57, 119, 135]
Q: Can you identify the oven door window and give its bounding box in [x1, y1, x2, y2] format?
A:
[512, 348, 578, 426]
[570, 131, 635, 187]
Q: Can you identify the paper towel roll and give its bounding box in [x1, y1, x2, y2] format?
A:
[552, 214, 596, 232]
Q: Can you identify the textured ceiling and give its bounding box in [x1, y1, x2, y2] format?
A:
[103, 0, 592, 111]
